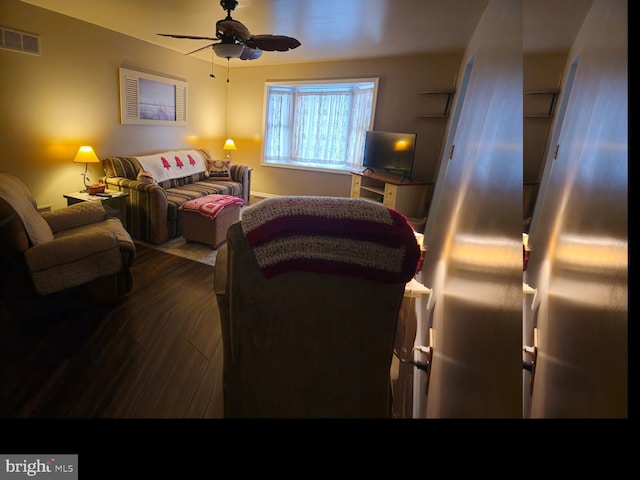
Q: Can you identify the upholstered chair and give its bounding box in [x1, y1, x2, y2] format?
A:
[0, 172, 136, 321]
[214, 196, 420, 418]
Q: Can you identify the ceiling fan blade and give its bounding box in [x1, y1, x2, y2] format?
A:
[244, 35, 301, 52]
[157, 33, 218, 41]
[239, 46, 263, 60]
[185, 43, 218, 56]
[216, 19, 251, 41]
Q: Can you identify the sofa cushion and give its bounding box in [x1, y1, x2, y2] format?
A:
[165, 180, 242, 206]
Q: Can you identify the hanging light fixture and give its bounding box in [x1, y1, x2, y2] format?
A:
[213, 43, 244, 59]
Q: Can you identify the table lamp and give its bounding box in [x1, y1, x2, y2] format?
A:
[223, 138, 237, 160]
[74, 145, 100, 192]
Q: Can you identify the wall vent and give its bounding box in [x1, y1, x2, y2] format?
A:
[0, 26, 40, 55]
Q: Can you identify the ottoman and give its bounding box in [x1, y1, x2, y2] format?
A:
[181, 194, 244, 249]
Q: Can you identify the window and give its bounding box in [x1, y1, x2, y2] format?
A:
[262, 78, 378, 173]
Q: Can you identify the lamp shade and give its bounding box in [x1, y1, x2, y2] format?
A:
[74, 146, 100, 163]
[213, 43, 244, 59]
[223, 139, 237, 151]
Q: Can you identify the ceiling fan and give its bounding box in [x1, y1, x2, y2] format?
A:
[157, 0, 301, 62]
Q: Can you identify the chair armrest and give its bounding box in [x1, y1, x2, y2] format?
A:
[42, 201, 105, 233]
[103, 176, 153, 191]
[24, 231, 122, 295]
[230, 165, 252, 204]
[214, 242, 228, 299]
[213, 241, 231, 396]
[103, 177, 169, 243]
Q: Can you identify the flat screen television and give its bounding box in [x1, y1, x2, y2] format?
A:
[362, 130, 417, 180]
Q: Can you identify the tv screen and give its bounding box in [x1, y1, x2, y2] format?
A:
[362, 130, 417, 180]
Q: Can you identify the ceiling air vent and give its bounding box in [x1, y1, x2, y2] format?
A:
[0, 26, 40, 55]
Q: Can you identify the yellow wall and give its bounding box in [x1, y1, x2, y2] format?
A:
[0, 0, 229, 210]
[0, 0, 462, 209]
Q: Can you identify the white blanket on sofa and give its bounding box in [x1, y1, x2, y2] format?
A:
[136, 149, 207, 183]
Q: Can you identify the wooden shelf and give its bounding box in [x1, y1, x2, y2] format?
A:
[360, 185, 385, 196]
[524, 90, 559, 118]
[418, 89, 456, 117]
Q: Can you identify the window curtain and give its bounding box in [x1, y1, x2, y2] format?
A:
[264, 84, 374, 169]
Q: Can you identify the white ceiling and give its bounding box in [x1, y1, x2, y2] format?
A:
[19, 0, 593, 67]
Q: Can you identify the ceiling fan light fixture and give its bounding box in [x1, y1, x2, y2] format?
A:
[213, 43, 244, 58]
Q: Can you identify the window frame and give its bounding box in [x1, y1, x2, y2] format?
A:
[260, 77, 379, 174]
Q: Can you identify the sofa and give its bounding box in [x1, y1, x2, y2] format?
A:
[102, 148, 251, 244]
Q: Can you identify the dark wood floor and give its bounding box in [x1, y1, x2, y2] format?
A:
[1, 245, 224, 418]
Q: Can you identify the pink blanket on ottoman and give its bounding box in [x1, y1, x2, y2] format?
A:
[180, 194, 244, 219]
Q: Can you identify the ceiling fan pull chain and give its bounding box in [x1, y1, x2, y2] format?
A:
[210, 47, 216, 78]
[227, 59, 231, 83]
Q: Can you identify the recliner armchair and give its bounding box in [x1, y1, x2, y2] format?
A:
[0, 172, 136, 320]
[214, 196, 420, 418]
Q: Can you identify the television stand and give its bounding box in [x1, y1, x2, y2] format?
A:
[349, 171, 432, 219]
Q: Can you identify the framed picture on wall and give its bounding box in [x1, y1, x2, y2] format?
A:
[119, 67, 187, 126]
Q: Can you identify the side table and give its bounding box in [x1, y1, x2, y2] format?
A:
[63, 190, 129, 226]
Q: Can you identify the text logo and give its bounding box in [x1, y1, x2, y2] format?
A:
[0, 455, 77, 480]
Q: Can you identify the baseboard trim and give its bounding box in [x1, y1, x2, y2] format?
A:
[250, 191, 280, 199]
